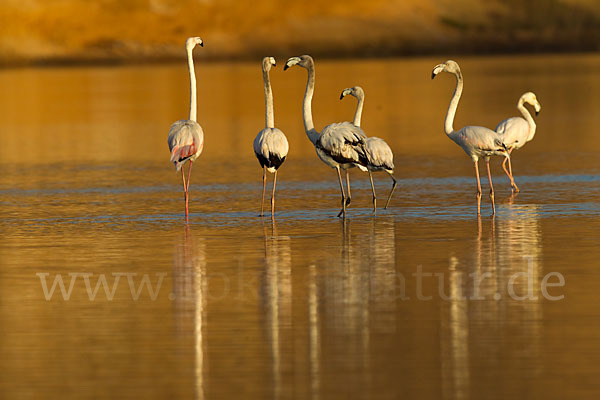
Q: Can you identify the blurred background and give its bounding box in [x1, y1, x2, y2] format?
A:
[1, 0, 599, 66]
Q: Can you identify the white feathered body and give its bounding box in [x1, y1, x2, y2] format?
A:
[364, 137, 394, 173]
[253, 127, 289, 173]
[449, 125, 508, 162]
[495, 117, 533, 150]
[168, 120, 204, 171]
[316, 121, 368, 172]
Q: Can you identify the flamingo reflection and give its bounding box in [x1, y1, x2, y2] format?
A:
[260, 220, 292, 398]
[172, 227, 206, 400]
[440, 208, 543, 399]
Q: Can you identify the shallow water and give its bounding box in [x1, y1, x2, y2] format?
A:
[1, 54, 600, 399]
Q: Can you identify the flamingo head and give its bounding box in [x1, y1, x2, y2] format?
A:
[262, 56, 276, 72]
[340, 86, 364, 101]
[521, 92, 541, 116]
[186, 37, 204, 51]
[284, 55, 314, 71]
[431, 60, 462, 80]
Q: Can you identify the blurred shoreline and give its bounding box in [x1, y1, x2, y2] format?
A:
[1, 48, 597, 70]
[0, 0, 598, 68]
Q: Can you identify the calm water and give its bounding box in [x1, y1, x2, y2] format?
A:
[1, 54, 600, 399]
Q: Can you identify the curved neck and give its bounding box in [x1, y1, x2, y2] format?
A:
[263, 67, 274, 128]
[518, 100, 536, 137]
[353, 93, 364, 127]
[187, 46, 197, 121]
[302, 63, 318, 142]
[444, 71, 463, 135]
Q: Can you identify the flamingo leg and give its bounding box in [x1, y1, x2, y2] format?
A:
[486, 157, 496, 216]
[260, 167, 266, 217]
[368, 171, 377, 214]
[384, 172, 397, 209]
[185, 161, 194, 217]
[186, 161, 193, 192]
[345, 169, 352, 207]
[181, 166, 189, 218]
[474, 161, 482, 216]
[271, 169, 278, 217]
[507, 148, 519, 193]
[501, 147, 519, 193]
[501, 157, 511, 187]
[335, 166, 347, 218]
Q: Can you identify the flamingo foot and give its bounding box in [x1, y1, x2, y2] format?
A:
[337, 197, 346, 218]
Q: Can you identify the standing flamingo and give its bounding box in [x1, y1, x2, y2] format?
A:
[495, 92, 541, 193]
[284, 55, 368, 217]
[253, 57, 289, 217]
[168, 37, 205, 219]
[340, 86, 397, 214]
[431, 60, 510, 216]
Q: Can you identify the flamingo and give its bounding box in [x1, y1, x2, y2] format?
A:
[284, 55, 368, 217]
[253, 57, 289, 217]
[495, 92, 541, 193]
[167, 36, 205, 219]
[340, 86, 397, 214]
[431, 60, 510, 216]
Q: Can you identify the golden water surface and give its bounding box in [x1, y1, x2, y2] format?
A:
[1, 54, 599, 399]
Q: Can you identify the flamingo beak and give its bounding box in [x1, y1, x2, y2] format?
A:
[284, 57, 302, 71]
[431, 64, 445, 79]
[535, 110, 539, 116]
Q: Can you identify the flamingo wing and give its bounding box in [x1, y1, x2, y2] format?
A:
[364, 137, 394, 171]
[168, 120, 204, 171]
[495, 117, 529, 149]
[253, 128, 289, 171]
[317, 122, 368, 166]
[454, 126, 508, 159]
